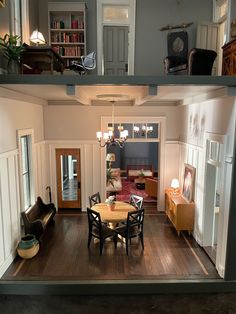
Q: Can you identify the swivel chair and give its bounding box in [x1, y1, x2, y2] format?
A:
[70, 51, 96, 75]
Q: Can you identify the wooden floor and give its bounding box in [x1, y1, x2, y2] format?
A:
[2, 211, 219, 281]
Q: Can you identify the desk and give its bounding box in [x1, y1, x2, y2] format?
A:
[91, 201, 135, 225]
[20, 45, 64, 74]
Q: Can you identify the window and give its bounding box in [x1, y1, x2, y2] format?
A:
[103, 5, 129, 24]
[10, 0, 30, 44]
[213, 0, 230, 43]
[20, 135, 32, 210]
[18, 130, 34, 211]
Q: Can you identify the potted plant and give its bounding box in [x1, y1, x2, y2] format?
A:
[0, 34, 25, 74]
[106, 167, 118, 187]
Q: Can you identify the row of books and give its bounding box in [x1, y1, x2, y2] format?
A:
[53, 45, 83, 57]
[51, 32, 84, 43]
[51, 20, 84, 29]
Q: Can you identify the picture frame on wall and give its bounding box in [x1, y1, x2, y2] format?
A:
[0, 0, 5, 8]
[182, 163, 195, 203]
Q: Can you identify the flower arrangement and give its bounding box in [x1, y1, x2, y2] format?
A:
[105, 195, 116, 205]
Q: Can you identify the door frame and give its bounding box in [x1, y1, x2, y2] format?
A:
[202, 132, 226, 276]
[55, 148, 81, 209]
[49, 143, 86, 211]
[96, 0, 136, 75]
[100, 116, 166, 211]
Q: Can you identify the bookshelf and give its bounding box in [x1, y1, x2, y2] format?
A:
[48, 2, 86, 69]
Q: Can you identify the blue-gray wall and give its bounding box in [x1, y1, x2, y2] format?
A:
[107, 142, 158, 171]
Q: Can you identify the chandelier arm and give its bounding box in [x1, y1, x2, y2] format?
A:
[99, 141, 107, 147]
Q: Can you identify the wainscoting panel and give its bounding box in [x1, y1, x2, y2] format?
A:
[0, 149, 21, 277]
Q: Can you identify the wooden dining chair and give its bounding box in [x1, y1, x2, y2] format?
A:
[114, 208, 144, 256]
[129, 194, 144, 210]
[89, 192, 101, 207]
[87, 208, 116, 255]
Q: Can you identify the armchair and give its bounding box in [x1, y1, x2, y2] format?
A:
[164, 48, 217, 75]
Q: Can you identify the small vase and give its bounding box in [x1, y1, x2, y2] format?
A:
[107, 203, 115, 211]
[17, 234, 39, 259]
[7, 59, 20, 74]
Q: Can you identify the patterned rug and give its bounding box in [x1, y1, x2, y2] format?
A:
[116, 178, 157, 203]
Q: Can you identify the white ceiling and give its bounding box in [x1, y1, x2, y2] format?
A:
[0, 84, 224, 106]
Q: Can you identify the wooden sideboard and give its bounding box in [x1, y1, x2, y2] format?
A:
[165, 189, 195, 235]
[222, 38, 236, 75]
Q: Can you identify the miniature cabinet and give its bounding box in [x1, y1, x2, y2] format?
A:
[222, 38, 236, 75]
[165, 189, 195, 235]
[48, 2, 86, 69]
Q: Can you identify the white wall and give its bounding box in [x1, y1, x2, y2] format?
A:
[43, 105, 180, 141]
[178, 96, 236, 277]
[0, 97, 44, 154]
[0, 95, 47, 277]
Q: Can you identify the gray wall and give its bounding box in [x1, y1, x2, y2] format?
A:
[38, 0, 213, 75]
[134, 0, 213, 75]
[38, 0, 97, 54]
[0, 0, 214, 75]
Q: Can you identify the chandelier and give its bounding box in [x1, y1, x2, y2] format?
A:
[133, 124, 153, 136]
[96, 94, 129, 148]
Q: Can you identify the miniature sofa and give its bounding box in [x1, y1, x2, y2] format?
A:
[21, 196, 56, 239]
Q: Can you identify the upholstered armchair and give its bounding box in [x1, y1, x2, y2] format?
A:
[164, 48, 217, 75]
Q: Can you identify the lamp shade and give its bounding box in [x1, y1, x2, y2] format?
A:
[30, 30, 45, 45]
[106, 153, 116, 162]
[171, 178, 180, 189]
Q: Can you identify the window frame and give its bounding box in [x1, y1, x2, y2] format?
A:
[18, 129, 35, 211]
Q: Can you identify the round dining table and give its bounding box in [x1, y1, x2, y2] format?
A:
[91, 201, 135, 225]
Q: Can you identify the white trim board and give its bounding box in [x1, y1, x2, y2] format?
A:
[96, 0, 136, 75]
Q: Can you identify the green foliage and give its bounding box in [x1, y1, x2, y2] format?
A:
[0, 34, 25, 61]
[106, 168, 118, 187]
[139, 168, 145, 177]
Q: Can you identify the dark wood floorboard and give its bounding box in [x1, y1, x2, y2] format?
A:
[2, 212, 219, 281]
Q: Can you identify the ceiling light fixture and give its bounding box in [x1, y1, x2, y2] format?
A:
[96, 94, 129, 148]
[133, 124, 153, 136]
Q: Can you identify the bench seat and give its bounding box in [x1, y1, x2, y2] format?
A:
[21, 196, 56, 239]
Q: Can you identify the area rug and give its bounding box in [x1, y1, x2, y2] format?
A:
[116, 178, 157, 203]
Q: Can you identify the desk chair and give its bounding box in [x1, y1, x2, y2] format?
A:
[70, 52, 96, 75]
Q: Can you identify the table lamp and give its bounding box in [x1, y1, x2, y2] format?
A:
[106, 153, 116, 169]
[171, 178, 180, 195]
[30, 29, 45, 46]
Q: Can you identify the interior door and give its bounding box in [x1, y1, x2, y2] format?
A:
[196, 22, 220, 75]
[103, 26, 128, 75]
[56, 148, 81, 209]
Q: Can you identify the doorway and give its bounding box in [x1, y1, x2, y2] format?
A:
[203, 163, 220, 264]
[56, 148, 81, 210]
[96, 0, 136, 75]
[203, 138, 223, 265]
[103, 26, 128, 75]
